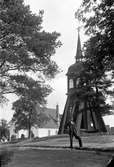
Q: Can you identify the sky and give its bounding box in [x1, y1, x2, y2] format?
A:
[0, 0, 114, 126]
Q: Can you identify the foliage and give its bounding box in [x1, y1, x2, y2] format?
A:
[75, 0, 114, 115]
[0, 0, 61, 137]
[11, 134, 16, 141]
[21, 134, 25, 139]
[76, 0, 114, 71]
[11, 74, 51, 138]
[12, 97, 50, 138]
[10, 74, 52, 104]
[0, 119, 10, 140]
[0, 0, 61, 101]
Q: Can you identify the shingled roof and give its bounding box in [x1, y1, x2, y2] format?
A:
[35, 105, 59, 129]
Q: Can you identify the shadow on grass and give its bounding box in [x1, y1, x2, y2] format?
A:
[106, 156, 114, 167]
[0, 150, 14, 166]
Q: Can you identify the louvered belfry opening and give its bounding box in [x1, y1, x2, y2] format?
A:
[58, 29, 107, 135]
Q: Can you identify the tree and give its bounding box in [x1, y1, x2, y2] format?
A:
[75, 0, 114, 116]
[12, 98, 50, 138]
[0, 0, 61, 101]
[11, 74, 52, 139]
[0, 0, 61, 138]
[76, 0, 113, 72]
[0, 119, 10, 140]
[74, 64, 112, 116]
[12, 75, 50, 138]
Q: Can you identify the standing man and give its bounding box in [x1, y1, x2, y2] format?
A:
[67, 120, 83, 149]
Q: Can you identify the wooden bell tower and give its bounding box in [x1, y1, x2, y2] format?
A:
[58, 30, 107, 134]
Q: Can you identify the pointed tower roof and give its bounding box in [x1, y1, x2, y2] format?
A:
[75, 28, 82, 62]
[67, 28, 84, 76]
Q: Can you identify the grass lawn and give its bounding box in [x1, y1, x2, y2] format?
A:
[1, 135, 114, 167]
[1, 148, 111, 167]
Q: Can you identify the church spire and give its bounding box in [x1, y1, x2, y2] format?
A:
[75, 28, 82, 62]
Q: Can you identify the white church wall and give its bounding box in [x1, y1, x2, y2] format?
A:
[32, 127, 58, 138]
[18, 129, 28, 138]
[9, 123, 19, 139]
[17, 128, 58, 138]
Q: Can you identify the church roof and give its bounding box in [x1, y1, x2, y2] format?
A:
[42, 107, 58, 129]
[35, 105, 59, 129]
[67, 61, 84, 76]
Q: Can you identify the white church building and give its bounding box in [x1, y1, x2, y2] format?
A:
[8, 105, 60, 139]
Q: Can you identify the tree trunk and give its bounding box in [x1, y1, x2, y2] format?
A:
[28, 123, 31, 139]
[28, 112, 31, 139]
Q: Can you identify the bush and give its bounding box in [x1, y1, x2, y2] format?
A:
[11, 135, 16, 141]
[31, 131, 34, 138]
[21, 134, 25, 140]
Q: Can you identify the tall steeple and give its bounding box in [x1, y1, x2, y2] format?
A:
[75, 28, 82, 62]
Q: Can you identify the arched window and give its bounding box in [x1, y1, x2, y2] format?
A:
[76, 78, 80, 86]
[69, 79, 74, 88]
